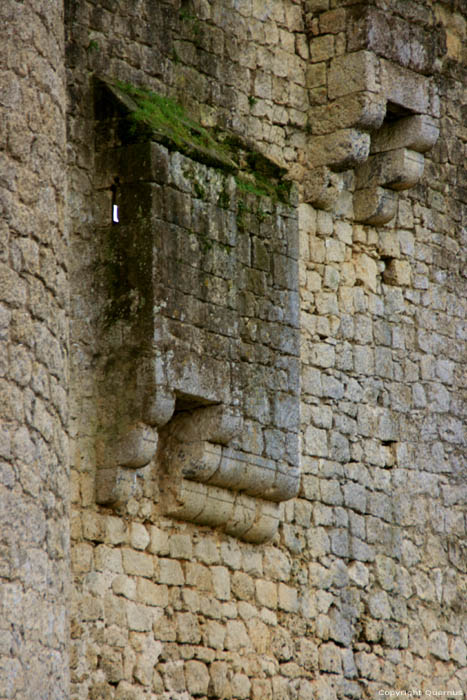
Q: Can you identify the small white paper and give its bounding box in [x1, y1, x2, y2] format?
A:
[112, 204, 119, 223]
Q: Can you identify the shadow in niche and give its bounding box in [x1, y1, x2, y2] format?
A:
[383, 101, 414, 123]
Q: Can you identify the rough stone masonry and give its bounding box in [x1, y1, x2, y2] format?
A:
[0, 0, 465, 699]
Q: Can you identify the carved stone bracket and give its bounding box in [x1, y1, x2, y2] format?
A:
[305, 51, 439, 223]
[159, 405, 299, 543]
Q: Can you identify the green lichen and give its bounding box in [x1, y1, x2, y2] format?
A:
[87, 39, 100, 53]
[217, 186, 231, 209]
[236, 199, 246, 231]
[193, 180, 207, 200]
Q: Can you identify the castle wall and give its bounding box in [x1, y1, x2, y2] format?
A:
[0, 1, 70, 698]
[61, 0, 467, 698]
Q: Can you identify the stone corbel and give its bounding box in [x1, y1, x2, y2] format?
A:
[159, 405, 300, 543]
[353, 114, 439, 224]
[305, 50, 439, 222]
[95, 373, 176, 506]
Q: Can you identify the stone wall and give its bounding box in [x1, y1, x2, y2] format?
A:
[91, 81, 300, 542]
[0, 0, 465, 698]
[0, 1, 69, 698]
[65, 2, 466, 698]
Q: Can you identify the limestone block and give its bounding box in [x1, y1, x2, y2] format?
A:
[209, 662, 231, 698]
[368, 590, 391, 619]
[278, 583, 298, 612]
[185, 562, 212, 591]
[160, 660, 186, 692]
[96, 466, 140, 507]
[383, 259, 412, 286]
[302, 166, 341, 210]
[348, 561, 369, 587]
[225, 620, 252, 651]
[353, 187, 397, 225]
[308, 129, 371, 171]
[319, 642, 343, 674]
[310, 34, 335, 63]
[185, 660, 210, 696]
[165, 480, 224, 525]
[305, 62, 326, 89]
[174, 440, 223, 483]
[223, 493, 261, 539]
[231, 572, 254, 601]
[212, 566, 231, 600]
[371, 114, 439, 154]
[112, 575, 136, 600]
[194, 538, 219, 565]
[176, 612, 201, 644]
[130, 523, 150, 551]
[309, 92, 385, 135]
[328, 51, 380, 100]
[158, 558, 184, 586]
[168, 534, 192, 560]
[210, 449, 273, 495]
[148, 526, 169, 555]
[136, 579, 168, 608]
[380, 59, 431, 114]
[429, 631, 450, 661]
[72, 543, 93, 573]
[98, 423, 158, 471]
[256, 579, 278, 609]
[231, 673, 251, 699]
[309, 343, 336, 369]
[122, 549, 153, 577]
[356, 149, 425, 191]
[126, 601, 154, 632]
[142, 385, 175, 428]
[94, 545, 123, 574]
[378, 230, 400, 258]
[354, 253, 378, 293]
[169, 404, 243, 445]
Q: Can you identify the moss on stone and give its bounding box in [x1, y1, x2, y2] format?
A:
[99, 78, 292, 204]
[114, 80, 238, 172]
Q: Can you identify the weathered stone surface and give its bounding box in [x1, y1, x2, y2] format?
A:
[353, 187, 397, 225]
[308, 129, 371, 171]
[356, 149, 425, 191]
[371, 114, 439, 154]
[3, 1, 465, 699]
[328, 51, 380, 100]
[380, 59, 431, 114]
